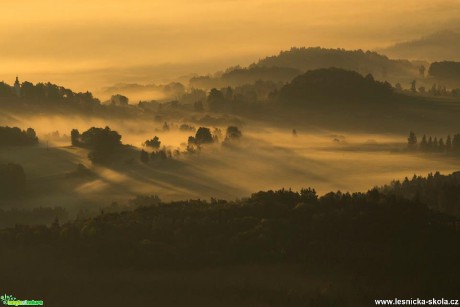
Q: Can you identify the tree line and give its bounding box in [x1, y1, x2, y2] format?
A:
[0, 80, 100, 107]
[140, 126, 242, 163]
[0, 126, 38, 146]
[407, 131, 460, 153]
[429, 61, 460, 80]
[0, 172, 459, 302]
[381, 171, 460, 215]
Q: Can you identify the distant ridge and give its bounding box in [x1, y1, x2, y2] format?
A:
[190, 47, 419, 88]
[379, 30, 460, 61]
[252, 47, 417, 80]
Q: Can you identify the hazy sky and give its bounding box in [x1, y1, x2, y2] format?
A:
[1, 0, 458, 93]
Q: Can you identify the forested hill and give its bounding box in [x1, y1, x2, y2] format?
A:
[1, 172, 459, 287]
[1, 172, 459, 304]
[278, 68, 393, 105]
[0, 81, 100, 108]
[253, 47, 418, 80]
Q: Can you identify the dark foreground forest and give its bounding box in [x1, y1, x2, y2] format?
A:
[1, 172, 459, 307]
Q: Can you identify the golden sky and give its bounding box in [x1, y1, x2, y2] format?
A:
[1, 0, 458, 93]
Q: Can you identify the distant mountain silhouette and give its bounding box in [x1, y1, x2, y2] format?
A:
[190, 47, 418, 88]
[379, 30, 460, 61]
[252, 47, 417, 80]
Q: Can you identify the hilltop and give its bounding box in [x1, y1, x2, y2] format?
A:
[278, 68, 393, 106]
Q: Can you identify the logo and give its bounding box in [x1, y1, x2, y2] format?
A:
[0, 296, 15, 305]
[1, 294, 43, 306]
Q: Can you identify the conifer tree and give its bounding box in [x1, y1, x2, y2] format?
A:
[446, 135, 452, 151]
[407, 131, 417, 150]
[420, 135, 428, 151]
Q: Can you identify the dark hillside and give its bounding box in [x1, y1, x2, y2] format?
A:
[1, 173, 460, 306]
[278, 68, 393, 106]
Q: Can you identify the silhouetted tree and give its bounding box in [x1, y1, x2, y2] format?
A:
[71, 129, 80, 146]
[446, 135, 452, 151]
[195, 127, 213, 145]
[207, 88, 225, 112]
[407, 131, 417, 150]
[427, 136, 434, 151]
[188, 136, 196, 145]
[438, 138, 445, 151]
[78, 127, 122, 164]
[186, 141, 197, 153]
[420, 135, 428, 151]
[144, 136, 161, 149]
[225, 126, 242, 140]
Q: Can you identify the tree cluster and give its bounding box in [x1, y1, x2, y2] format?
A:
[200, 82, 281, 113]
[0, 126, 38, 146]
[140, 148, 173, 164]
[381, 171, 460, 215]
[1, 172, 460, 302]
[225, 126, 242, 140]
[407, 132, 460, 153]
[0, 81, 100, 107]
[401, 82, 459, 97]
[70, 127, 122, 164]
[429, 61, 460, 80]
[143, 136, 161, 149]
[0, 175, 459, 295]
[190, 127, 214, 145]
